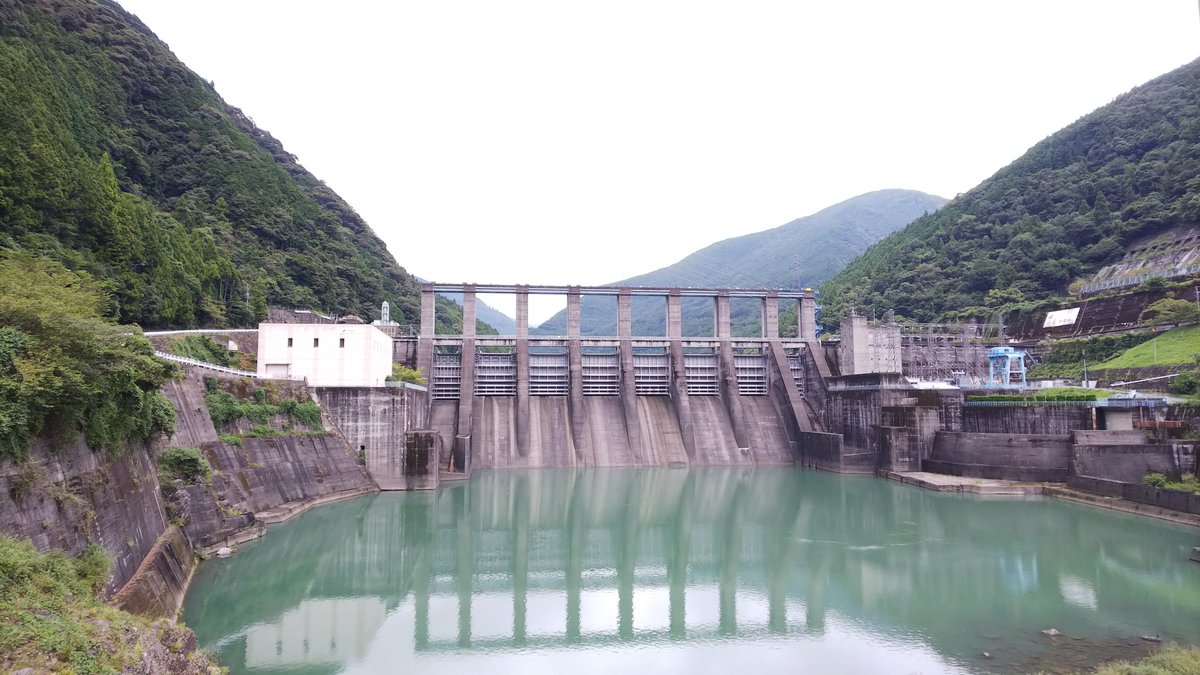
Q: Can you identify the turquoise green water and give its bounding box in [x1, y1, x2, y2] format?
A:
[182, 468, 1200, 674]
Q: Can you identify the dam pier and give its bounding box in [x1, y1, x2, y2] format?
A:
[413, 284, 825, 475]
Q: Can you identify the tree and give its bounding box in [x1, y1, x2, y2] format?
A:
[0, 250, 176, 461]
[386, 363, 426, 385]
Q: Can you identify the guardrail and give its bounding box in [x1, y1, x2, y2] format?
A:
[143, 329, 259, 336]
[153, 351, 282, 379]
[384, 381, 429, 392]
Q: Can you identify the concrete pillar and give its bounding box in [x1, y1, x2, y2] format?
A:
[667, 291, 683, 339]
[799, 294, 817, 340]
[715, 290, 750, 451]
[461, 285, 477, 337]
[716, 292, 732, 340]
[618, 290, 633, 339]
[567, 287, 588, 464]
[516, 287, 530, 458]
[839, 315, 869, 376]
[417, 285, 436, 383]
[667, 289, 697, 459]
[617, 290, 644, 461]
[455, 285, 476, 472]
[764, 292, 779, 340]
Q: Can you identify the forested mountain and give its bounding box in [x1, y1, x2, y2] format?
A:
[821, 57, 1200, 324]
[0, 0, 421, 328]
[535, 189, 945, 336]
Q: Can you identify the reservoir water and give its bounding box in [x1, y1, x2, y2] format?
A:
[182, 468, 1200, 674]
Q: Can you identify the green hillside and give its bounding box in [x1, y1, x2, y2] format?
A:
[535, 189, 945, 336]
[0, 0, 421, 328]
[821, 58, 1200, 323]
[1095, 325, 1200, 369]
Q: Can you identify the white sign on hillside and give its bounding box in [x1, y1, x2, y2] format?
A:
[1043, 307, 1080, 328]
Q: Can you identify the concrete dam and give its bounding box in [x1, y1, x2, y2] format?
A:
[412, 283, 827, 474]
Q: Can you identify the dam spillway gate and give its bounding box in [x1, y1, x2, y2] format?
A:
[415, 284, 828, 475]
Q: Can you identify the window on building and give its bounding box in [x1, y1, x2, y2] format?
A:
[287, 338, 293, 347]
[314, 338, 319, 347]
[339, 338, 345, 348]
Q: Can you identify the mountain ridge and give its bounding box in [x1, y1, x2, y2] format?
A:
[0, 0, 424, 328]
[820, 58, 1200, 324]
[535, 189, 946, 335]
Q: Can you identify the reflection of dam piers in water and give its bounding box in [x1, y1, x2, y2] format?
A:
[413, 284, 827, 474]
[184, 468, 1200, 674]
[413, 469, 826, 651]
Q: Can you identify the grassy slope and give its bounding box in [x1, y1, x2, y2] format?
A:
[1095, 326, 1200, 369]
[0, 535, 214, 673]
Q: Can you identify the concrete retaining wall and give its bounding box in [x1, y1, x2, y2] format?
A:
[110, 526, 194, 618]
[1067, 476, 1200, 515]
[1071, 444, 1181, 483]
[176, 434, 375, 549]
[0, 437, 169, 596]
[316, 387, 428, 489]
[797, 430, 871, 473]
[924, 431, 1072, 481]
[961, 405, 1094, 435]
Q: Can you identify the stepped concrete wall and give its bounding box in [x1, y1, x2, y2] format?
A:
[176, 434, 375, 549]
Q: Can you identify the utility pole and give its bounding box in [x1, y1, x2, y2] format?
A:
[1082, 348, 1088, 388]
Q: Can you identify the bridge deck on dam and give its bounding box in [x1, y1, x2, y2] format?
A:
[412, 283, 828, 474]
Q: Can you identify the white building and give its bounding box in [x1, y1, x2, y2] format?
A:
[257, 322, 393, 387]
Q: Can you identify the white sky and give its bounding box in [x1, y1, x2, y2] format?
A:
[118, 1, 1199, 324]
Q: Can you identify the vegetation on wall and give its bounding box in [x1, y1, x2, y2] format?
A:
[821, 58, 1200, 323]
[386, 363, 426, 385]
[158, 447, 211, 486]
[0, 251, 176, 462]
[202, 381, 321, 431]
[0, 0, 421, 327]
[168, 334, 235, 367]
[1028, 332, 1156, 379]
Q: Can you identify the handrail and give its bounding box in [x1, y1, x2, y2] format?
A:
[153, 351, 279, 379]
[143, 329, 258, 336]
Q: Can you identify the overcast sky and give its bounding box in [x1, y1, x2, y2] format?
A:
[118, 1, 1198, 323]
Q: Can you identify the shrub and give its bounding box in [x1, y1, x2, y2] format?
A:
[159, 447, 210, 485]
[204, 386, 321, 430]
[169, 334, 234, 366]
[1142, 472, 1167, 487]
[386, 363, 426, 385]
